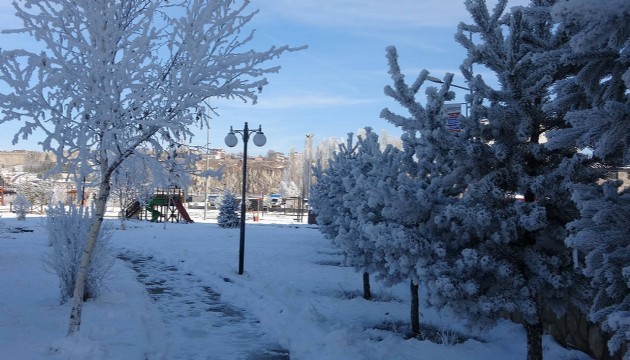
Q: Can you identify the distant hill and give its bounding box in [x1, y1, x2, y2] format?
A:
[0, 150, 55, 170]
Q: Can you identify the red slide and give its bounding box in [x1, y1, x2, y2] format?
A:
[173, 198, 194, 223]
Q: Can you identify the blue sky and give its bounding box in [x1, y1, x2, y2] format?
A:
[0, 0, 527, 156]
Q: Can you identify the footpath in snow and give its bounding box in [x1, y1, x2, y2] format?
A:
[117, 250, 289, 360]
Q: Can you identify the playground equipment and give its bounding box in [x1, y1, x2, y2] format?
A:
[66, 181, 90, 206]
[124, 188, 193, 223]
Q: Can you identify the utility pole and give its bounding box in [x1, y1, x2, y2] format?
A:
[301, 134, 314, 223]
[203, 112, 211, 220]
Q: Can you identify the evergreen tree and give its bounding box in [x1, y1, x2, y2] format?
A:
[544, 0, 630, 356]
[218, 190, 240, 228]
[422, 2, 592, 359]
[565, 181, 630, 357]
[310, 133, 358, 241]
[341, 128, 408, 301]
[545, 0, 630, 164]
[311, 133, 375, 300]
[380, 43, 470, 336]
[311, 124, 433, 332]
[351, 128, 431, 330]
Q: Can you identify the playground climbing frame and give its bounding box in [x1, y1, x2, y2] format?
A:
[124, 188, 193, 224]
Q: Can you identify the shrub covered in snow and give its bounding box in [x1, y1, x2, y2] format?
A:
[13, 194, 32, 221]
[44, 204, 115, 303]
[218, 190, 240, 228]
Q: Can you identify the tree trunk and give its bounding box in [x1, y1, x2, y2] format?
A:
[118, 189, 126, 230]
[362, 272, 372, 300]
[67, 179, 111, 335]
[525, 319, 543, 360]
[410, 281, 420, 337]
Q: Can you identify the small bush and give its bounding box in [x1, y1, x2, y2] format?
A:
[44, 203, 115, 303]
[13, 194, 32, 220]
[373, 320, 474, 345]
[218, 190, 240, 228]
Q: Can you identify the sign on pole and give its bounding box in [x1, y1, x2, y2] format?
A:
[444, 103, 462, 133]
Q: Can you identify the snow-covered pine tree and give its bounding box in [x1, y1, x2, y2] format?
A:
[565, 181, 630, 357]
[544, 0, 630, 356]
[0, 0, 303, 334]
[545, 0, 630, 165]
[310, 133, 358, 241]
[311, 128, 423, 313]
[348, 128, 440, 327]
[218, 190, 240, 229]
[337, 128, 406, 301]
[425, 2, 593, 359]
[380, 43, 471, 336]
[330, 133, 373, 300]
[311, 133, 379, 300]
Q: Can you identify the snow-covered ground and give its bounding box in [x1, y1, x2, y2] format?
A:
[0, 209, 591, 360]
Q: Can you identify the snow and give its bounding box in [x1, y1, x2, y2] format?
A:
[0, 210, 591, 360]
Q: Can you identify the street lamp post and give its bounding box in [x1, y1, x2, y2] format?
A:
[224, 122, 267, 275]
[426, 75, 470, 91]
[426, 75, 471, 117]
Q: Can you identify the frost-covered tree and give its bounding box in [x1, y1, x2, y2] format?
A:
[217, 190, 240, 228]
[311, 133, 377, 300]
[278, 179, 300, 198]
[311, 125, 429, 332]
[314, 136, 343, 169]
[565, 181, 630, 357]
[44, 204, 115, 303]
[15, 180, 54, 212]
[25, 153, 56, 179]
[380, 43, 469, 336]
[0, 0, 302, 334]
[110, 155, 152, 230]
[284, 148, 304, 196]
[421, 2, 593, 359]
[544, 0, 630, 356]
[310, 134, 358, 241]
[13, 194, 32, 220]
[545, 0, 630, 165]
[333, 129, 383, 301]
[343, 129, 409, 303]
